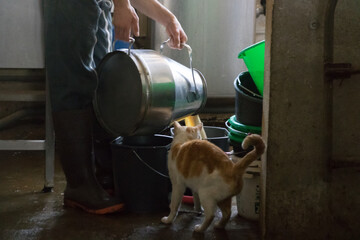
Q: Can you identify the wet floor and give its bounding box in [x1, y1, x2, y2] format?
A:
[0, 119, 260, 240]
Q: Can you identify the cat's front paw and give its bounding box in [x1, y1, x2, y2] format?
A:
[161, 216, 172, 224]
[194, 224, 205, 233]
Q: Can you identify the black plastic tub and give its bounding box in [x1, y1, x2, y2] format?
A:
[111, 134, 172, 213]
[234, 71, 263, 126]
[170, 126, 229, 152]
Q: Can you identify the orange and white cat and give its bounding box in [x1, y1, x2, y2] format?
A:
[161, 121, 265, 232]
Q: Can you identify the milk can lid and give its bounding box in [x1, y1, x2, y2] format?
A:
[94, 51, 142, 137]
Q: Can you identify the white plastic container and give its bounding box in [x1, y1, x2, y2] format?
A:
[236, 160, 261, 221]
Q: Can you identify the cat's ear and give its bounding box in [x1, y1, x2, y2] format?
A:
[196, 122, 203, 131]
[173, 121, 181, 129]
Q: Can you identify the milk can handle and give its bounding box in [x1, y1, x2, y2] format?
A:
[112, 37, 135, 55]
[127, 37, 135, 55]
[160, 39, 199, 99]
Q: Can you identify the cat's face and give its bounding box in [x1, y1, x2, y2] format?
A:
[173, 121, 203, 142]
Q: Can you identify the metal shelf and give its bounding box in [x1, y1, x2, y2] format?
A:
[0, 79, 55, 190]
[0, 90, 46, 102]
[0, 140, 45, 150]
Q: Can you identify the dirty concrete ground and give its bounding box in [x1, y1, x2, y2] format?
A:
[0, 116, 260, 240]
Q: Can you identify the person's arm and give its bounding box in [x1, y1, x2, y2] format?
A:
[113, 0, 140, 41]
[130, 0, 188, 49]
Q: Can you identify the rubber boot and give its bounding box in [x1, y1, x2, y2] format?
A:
[92, 116, 115, 193]
[94, 139, 114, 191]
[53, 108, 124, 214]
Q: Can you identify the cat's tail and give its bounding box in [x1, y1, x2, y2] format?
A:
[234, 134, 265, 173]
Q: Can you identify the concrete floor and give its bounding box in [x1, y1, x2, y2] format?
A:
[0, 117, 260, 240]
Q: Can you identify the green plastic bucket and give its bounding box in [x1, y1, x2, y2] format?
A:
[225, 120, 247, 143]
[226, 122, 248, 157]
[229, 130, 247, 143]
[238, 41, 265, 96]
[226, 116, 262, 157]
[225, 116, 262, 143]
[228, 115, 261, 134]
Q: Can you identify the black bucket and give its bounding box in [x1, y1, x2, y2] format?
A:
[111, 134, 172, 213]
[234, 72, 263, 126]
[170, 126, 229, 151]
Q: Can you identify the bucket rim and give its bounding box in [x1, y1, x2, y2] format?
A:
[226, 123, 248, 137]
[228, 132, 245, 143]
[234, 73, 263, 102]
[170, 126, 229, 140]
[111, 134, 173, 149]
[200, 125, 229, 140]
[228, 116, 262, 133]
[235, 72, 262, 99]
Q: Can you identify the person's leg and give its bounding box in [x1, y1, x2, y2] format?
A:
[44, 0, 123, 214]
[45, 0, 100, 112]
[92, 0, 116, 191]
[93, 0, 113, 67]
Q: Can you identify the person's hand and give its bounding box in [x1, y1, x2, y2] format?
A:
[165, 17, 188, 49]
[113, 1, 139, 41]
[128, 0, 187, 48]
